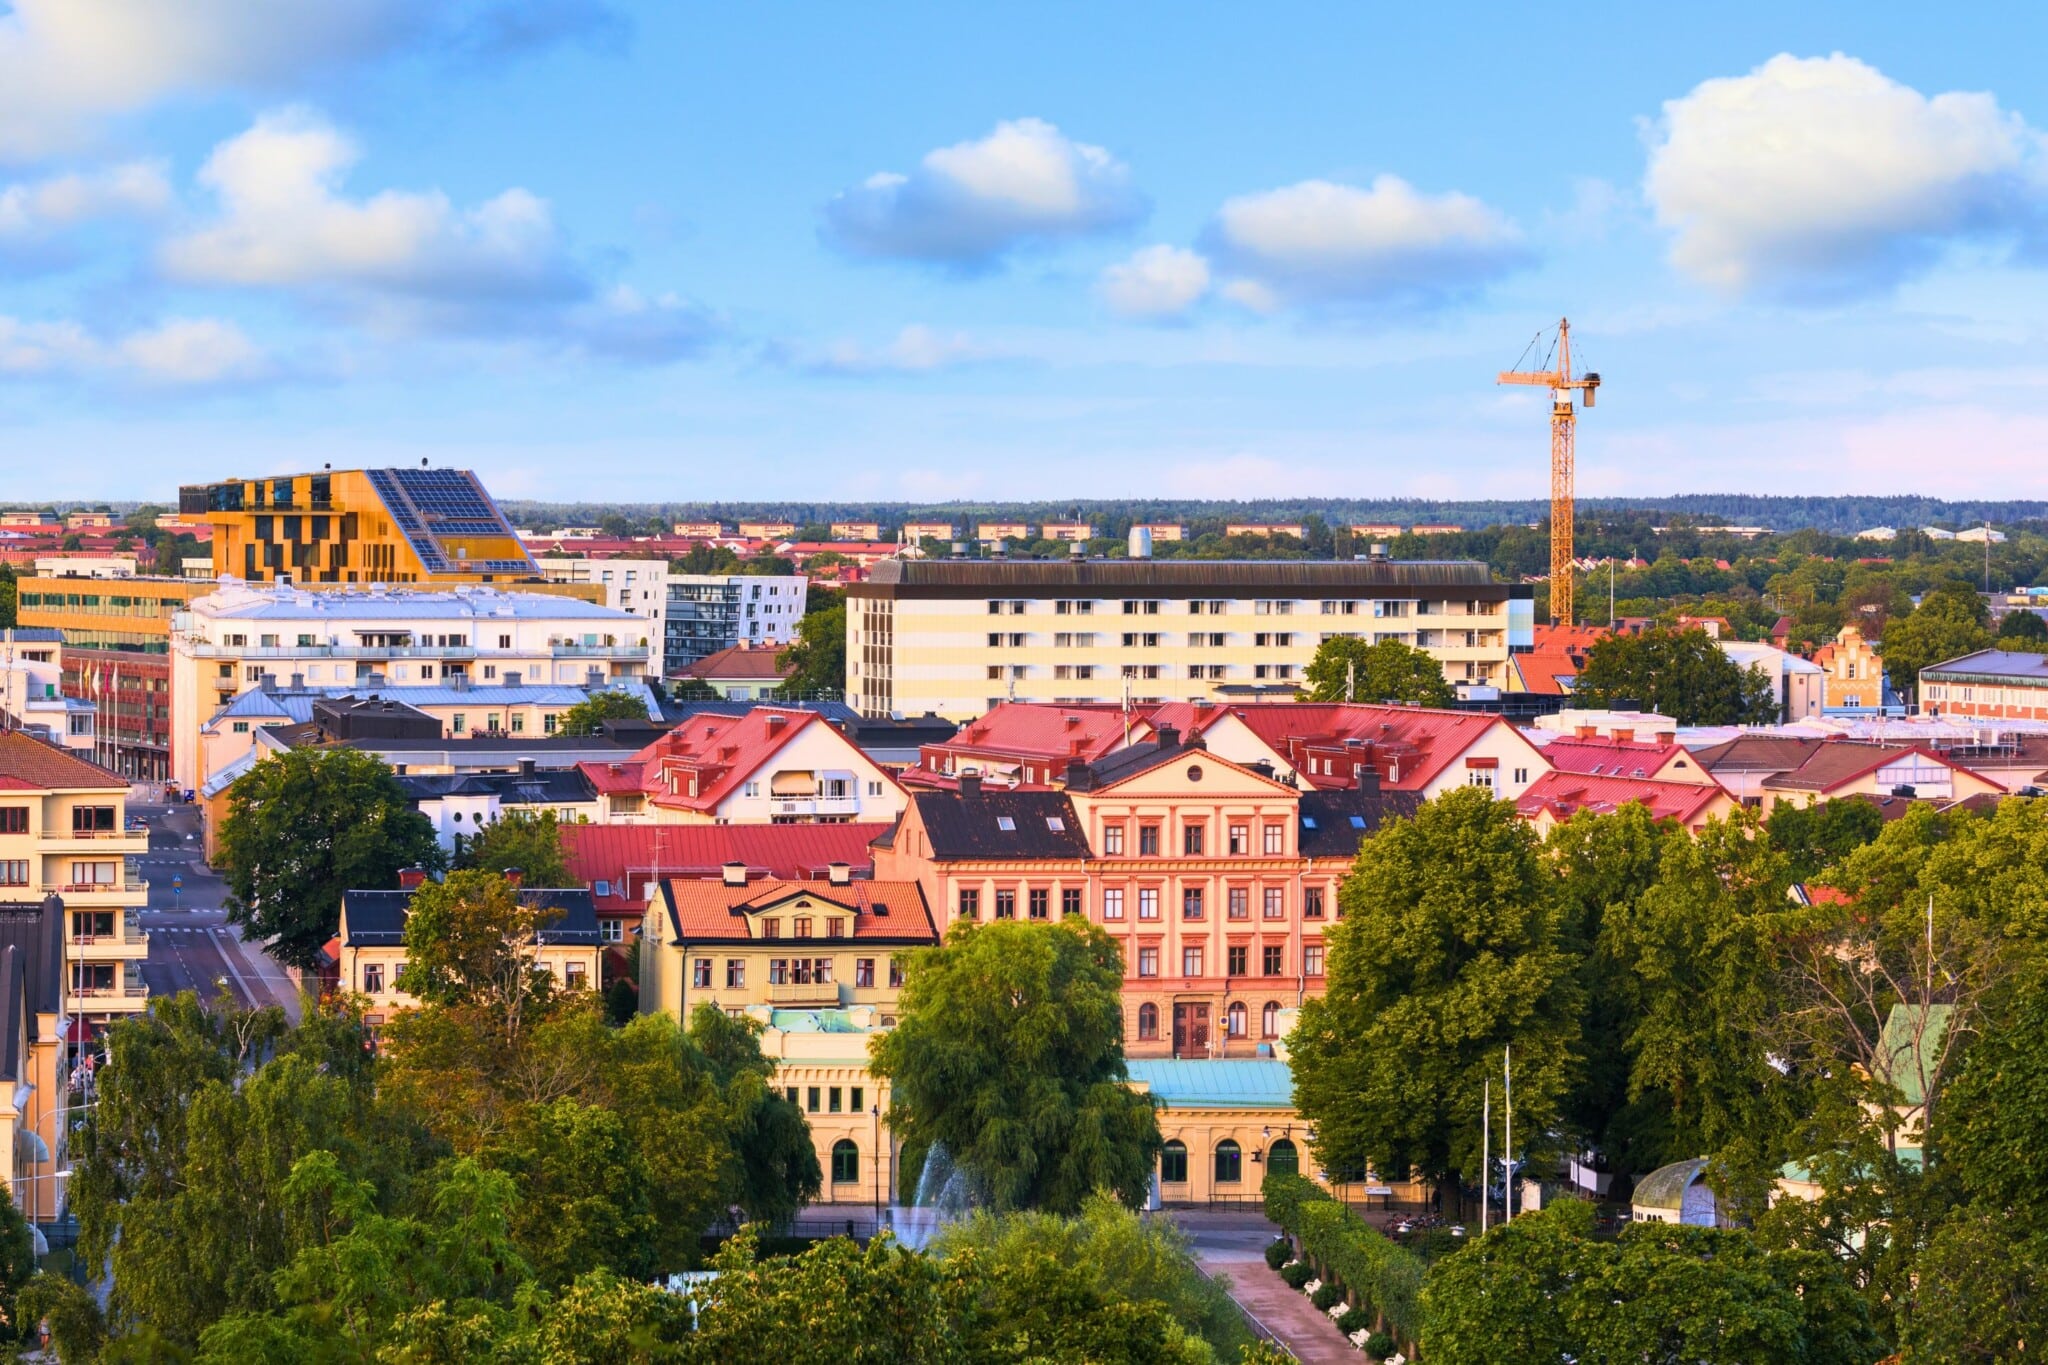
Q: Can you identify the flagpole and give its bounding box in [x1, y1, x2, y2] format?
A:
[1481, 1079, 1491, 1235]
[1503, 1044, 1514, 1223]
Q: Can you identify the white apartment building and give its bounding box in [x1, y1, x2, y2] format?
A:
[0, 628, 95, 755]
[168, 580, 652, 790]
[663, 573, 808, 677]
[846, 558, 1534, 720]
[537, 557, 667, 670]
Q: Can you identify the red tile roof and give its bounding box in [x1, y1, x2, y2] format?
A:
[924, 702, 1147, 777]
[1509, 624, 1612, 696]
[563, 822, 891, 913]
[679, 644, 794, 682]
[577, 707, 892, 814]
[1538, 735, 1690, 779]
[1224, 703, 1540, 792]
[0, 730, 127, 791]
[1516, 772, 1730, 827]
[655, 877, 936, 945]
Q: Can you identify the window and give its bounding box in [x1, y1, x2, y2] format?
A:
[1161, 1139, 1188, 1183]
[1215, 1139, 1243, 1184]
[1227, 1001, 1247, 1036]
[807, 1086, 821, 1113]
[1304, 887, 1326, 919]
[831, 1139, 859, 1184]
[1262, 1001, 1281, 1038]
[1263, 823, 1284, 855]
[1028, 888, 1050, 920]
[1139, 824, 1160, 856]
[72, 806, 115, 834]
[856, 958, 875, 987]
[958, 889, 980, 918]
[1138, 888, 1159, 920]
[794, 916, 813, 938]
[0, 809, 24, 834]
[1103, 824, 1124, 855]
[1227, 887, 1248, 920]
[361, 963, 384, 994]
[995, 815, 1016, 832]
[813, 958, 834, 984]
[1264, 945, 1285, 976]
[1102, 888, 1125, 920]
[1304, 944, 1326, 977]
[1139, 1003, 1161, 1040]
[889, 956, 906, 988]
[1137, 947, 1159, 977]
[1182, 888, 1204, 920]
[1228, 946, 1247, 976]
[1512, 767, 1529, 785]
[1182, 945, 1204, 977]
[994, 889, 1017, 919]
[693, 958, 712, 988]
[726, 960, 745, 988]
[0, 862, 27, 887]
[829, 1086, 843, 1114]
[1062, 888, 1083, 918]
[565, 961, 587, 991]
[743, 781, 760, 798]
[1227, 824, 1249, 855]
[1183, 824, 1205, 855]
[768, 958, 789, 985]
[1263, 888, 1285, 920]
[1467, 768, 1496, 793]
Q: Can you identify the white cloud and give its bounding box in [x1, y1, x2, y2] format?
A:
[162, 108, 577, 302]
[1205, 175, 1528, 311]
[821, 118, 1145, 267]
[1645, 53, 2047, 297]
[0, 161, 171, 242]
[0, 313, 263, 384]
[797, 324, 1003, 375]
[1098, 244, 1211, 320]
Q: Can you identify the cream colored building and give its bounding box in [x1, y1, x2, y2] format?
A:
[847, 559, 1534, 719]
[168, 579, 652, 790]
[1818, 625, 1886, 711]
[0, 732, 150, 1019]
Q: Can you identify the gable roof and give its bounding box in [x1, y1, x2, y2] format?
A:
[562, 822, 890, 913]
[340, 886, 601, 947]
[1226, 703, 1538, 792]
[0, 897, 68, 1027]
[1516, 771, 1731, 827]
[937, 702, 1144, 768]
[1508, 623, 1612, 696]
[584, 706, 887, 814]
[0, 729, 127, 791]
[1692, 734, 1826, 774]
[655, 877, 936, 945]
[1297, 788, 1425, 858]
[1760, 742, 1984, 794]
[395, 769, 595, 805]
[679, 644, 794, 682]
[907, 788, 1089, 860]
[1538, 735, 1694, 780]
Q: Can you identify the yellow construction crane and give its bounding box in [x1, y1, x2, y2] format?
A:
[1499, 318, 1599, 626]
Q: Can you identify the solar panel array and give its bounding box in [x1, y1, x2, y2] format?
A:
[367, 468, 534, 574]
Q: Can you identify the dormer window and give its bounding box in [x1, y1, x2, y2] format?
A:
[794, 916, 813, 938]
[762, 918, 780, 939]
[828, 917, 845, 938]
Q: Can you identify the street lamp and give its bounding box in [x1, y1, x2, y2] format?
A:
[871, 1102, 882, 1238]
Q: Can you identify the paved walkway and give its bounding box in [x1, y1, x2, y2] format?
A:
[1171, 1212, 1360, 1364]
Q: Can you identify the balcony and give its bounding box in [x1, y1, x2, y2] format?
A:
[71, 981, 150, 1012]
[72, 924, 149, 959]
[58, 881, 148, 903]
[770, 796, 861, 818]
[547, 643, 653, 659]
[768, 982, 847, 1008]
[38, 830, 150, 855]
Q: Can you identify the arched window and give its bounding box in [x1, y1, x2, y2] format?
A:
[1226, 1001, 1247, 1037]
[1161, 1140, 1188, 1184]
[1215, 1139, 1242, 1185]
[1268, 1138, 1299, 1177]
[831, 1139, 859, 1185]
[1261, 1001, 1280, 1038]
[1137, 1003, 1159, 1040]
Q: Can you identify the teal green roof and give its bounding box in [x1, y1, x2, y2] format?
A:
[767, 1009, 876, 1034]
[1125, 1060, 1293, 1108]
[1876, 1004, 1952, 1106]
[1780, 1148, 1923, 1185]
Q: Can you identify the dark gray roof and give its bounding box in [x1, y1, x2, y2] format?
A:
[0, 898, 64, 1054]
[910, 788, 1090, 860]
[850, 557, 1514, 599]
[1923, 649, 2048, 684]
[0, 628, 62, 644]
[1297, 789, 1424, 858]
[0, 948, 22, 1083]
[341, 885, 602, 947]
[396, 769, 595, 804]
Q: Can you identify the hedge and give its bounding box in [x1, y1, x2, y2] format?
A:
[1264, 1238, 1292, 1270]
[1262, 1172, 1425, 1350]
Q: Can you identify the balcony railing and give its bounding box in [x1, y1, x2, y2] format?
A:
[767, 982, 845, 1007]
[771, 796, 860, 817]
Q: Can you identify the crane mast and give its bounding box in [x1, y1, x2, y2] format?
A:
[1499, 318, 1599, 626]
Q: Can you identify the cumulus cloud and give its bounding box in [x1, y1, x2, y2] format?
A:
[821, 118, 1144, 267]
[0, 314, 264, 384]
[1204, 175, 1528, 312]
[789, 324, 1004, 375]
[1098, 244, 1211, 320]
[0, 161, 171, 241]
[1645, 53, 2048, 298]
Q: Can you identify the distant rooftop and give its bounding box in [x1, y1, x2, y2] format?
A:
[188, 578, 639, 622]
[853, 558, 1514, 596]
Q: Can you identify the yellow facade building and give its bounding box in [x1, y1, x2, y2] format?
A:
[179, 467, 537, 585]
[1819, 624, 1887, 710]
[0, 896, 72, 1222]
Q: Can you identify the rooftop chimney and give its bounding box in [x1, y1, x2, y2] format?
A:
[1064, 758, 1095, 791]
[398, 867, 428, 890]
[289, 672, 304, 690]
[827, 862, 852, 886]
[958, 769, 982, 797]
[767, 713, 788, 731]
[1128, 526, 1153, 559]
[502, 866, 523, 888]
[722, 861, 749, 887]
[1153, 723, 1180, 751]
[519, 758, 536, 778]
[259, 672, 277, 692]
[1068, 541, 1086, 561]
[1358, 766, 1382, 796]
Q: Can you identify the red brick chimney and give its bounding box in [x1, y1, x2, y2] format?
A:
[398, 867, 428, 890]
[503, 866, 524, 888]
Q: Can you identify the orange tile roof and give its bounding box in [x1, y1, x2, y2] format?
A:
[0, 730, 126, 791]
[1516, 772, 1728, 826]
[564, 823, 891, 913]
[655, 877, 936, 944]
[679, 644, 794, 682]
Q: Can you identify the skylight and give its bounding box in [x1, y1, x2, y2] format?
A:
[996, 816, 1016, 831]
[1302, 816, 1318, 829]
[1045, 816, 1065, 831]
[1349, 815, 1367, 829]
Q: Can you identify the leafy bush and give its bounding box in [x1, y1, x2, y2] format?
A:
[1337, 1306, 1373, 1335]
[1261, 1171, 1426, 1350]
[1365, 1331, 1397, 1359]
[1264, 1238, 1293, 1270]
[1312, 1281, 1345, 1311]
[1280, 1261, 1315, 1290]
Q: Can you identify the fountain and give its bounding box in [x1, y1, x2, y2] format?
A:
[883, 1142, 983, 1250]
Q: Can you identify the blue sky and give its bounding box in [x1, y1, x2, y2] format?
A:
[6, 1, 2048, 504]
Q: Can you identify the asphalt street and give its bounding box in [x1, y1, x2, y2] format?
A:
[129, 803, 304, 1022]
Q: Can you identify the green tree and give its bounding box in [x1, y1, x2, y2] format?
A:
[15, 1274, 107, 1364]
[1571, 627, 1779, 724]
[1300, 636, 1456, 706]
[778, 602, 846, 699]
[1290, 786, 1581, 1199]
[1897, 1211, 2048, 1365]
[687, 1004, 822, 1223]
[556, 689, 651, 736]
[394, 870, 574, 1039]
[1880, 592, 1994, 705]
[0, 1186, 38, 1343]
[869, 918, 1162, 1214]
[452, 808, 570, 886]
[1766, 797, 1887, 883]
[217, 748, 443, 969]
[1418, 1200, 1591, 1363]
[1998, 608, 2048, 644]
